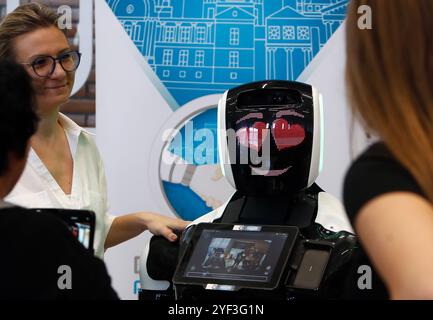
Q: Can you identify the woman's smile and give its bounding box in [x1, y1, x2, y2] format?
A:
[45, 84, 67, 90]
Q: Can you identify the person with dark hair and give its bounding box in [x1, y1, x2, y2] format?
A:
[344, 0, 433, 299]
[0, 3, 188, 259]
[0, 60, 119, 300]
[0, 61, 38, 177]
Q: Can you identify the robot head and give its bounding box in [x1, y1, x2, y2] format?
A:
[218, 81, 323, 196]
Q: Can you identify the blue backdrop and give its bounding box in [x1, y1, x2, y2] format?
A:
[107, 0, 348, 220]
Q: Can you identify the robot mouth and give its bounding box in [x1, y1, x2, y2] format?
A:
[251, 166, 292, 177]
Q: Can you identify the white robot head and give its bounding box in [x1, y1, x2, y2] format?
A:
[218, 81, 323, 196]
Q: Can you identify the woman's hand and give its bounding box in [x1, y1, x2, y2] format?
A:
[140, 212, 190, 242]
[105, 212, 190, 250]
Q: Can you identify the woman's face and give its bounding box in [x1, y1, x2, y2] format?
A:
[12, 26, 75, 114]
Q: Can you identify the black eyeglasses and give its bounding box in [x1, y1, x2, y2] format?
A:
[21, 50, 82, 78]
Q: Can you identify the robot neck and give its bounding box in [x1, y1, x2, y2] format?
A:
[219, 184, 321, 227]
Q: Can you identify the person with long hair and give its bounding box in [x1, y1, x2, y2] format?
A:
[344, 0, 433, 299]
[0, 3, 188, 259]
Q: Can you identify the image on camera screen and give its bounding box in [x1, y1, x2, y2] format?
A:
[184, 229, 288, 283]
[69, 222, 91, 249]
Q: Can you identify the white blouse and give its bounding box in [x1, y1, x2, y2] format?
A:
[5, 114, 115, 258]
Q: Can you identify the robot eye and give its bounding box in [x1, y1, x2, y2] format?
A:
[272, 119, 306, 150]
[236, 122, 269, 151]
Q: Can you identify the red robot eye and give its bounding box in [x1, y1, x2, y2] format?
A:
[236, 122, 268, 151]
[272, 119, 305, 150]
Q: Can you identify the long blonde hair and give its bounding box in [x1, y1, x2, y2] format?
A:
[0, 3, 64, 60]
[346, 0, 433, 203]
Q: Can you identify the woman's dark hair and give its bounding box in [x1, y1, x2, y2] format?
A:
[0, 60, 38, 175]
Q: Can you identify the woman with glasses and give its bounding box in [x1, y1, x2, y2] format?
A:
[0, 3, 188, 259]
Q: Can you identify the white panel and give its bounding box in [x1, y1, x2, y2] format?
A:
[298, 24, 369, 199]
[95, 0, 175, 300]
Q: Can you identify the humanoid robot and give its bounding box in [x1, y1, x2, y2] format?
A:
[139, 81, 359, 300]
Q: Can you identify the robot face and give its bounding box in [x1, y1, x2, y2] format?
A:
[234, 107, 308, 176]
[222, 81, 316, 195]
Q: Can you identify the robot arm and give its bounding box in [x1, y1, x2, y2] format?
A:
[315, 192, 354, 234]
[138, 204, 228, 299]
[139, 241, 171, 291]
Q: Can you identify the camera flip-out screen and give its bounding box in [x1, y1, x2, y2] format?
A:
[31, 208, 95, 252]
[173, 223, 299, 290]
